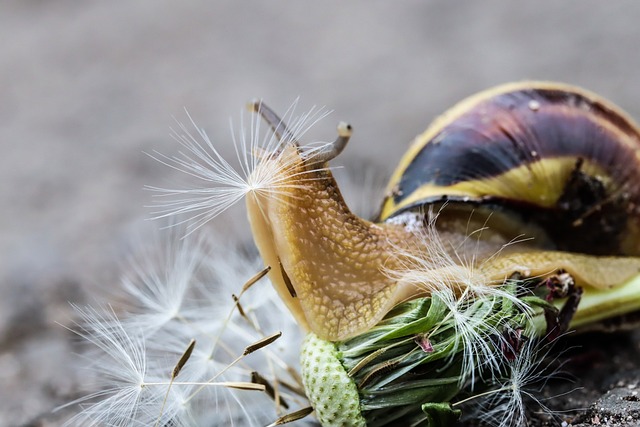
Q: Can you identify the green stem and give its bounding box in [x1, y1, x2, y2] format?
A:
[571, 273, 640, 329]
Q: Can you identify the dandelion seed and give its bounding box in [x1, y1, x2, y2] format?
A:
[154, 339, 197, 427]
[251, 371, 289, 409]
[118, 228, 214, 333]
[65, 228, 309, 426]
[465, 335, 571, 427]
[147, 101, 335, 234]
[267, 406, 315, 426]
[61, 306, 156, 427]
[430, 287, 503, 385]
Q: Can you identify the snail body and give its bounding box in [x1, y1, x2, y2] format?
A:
[246, 82, 640, 342]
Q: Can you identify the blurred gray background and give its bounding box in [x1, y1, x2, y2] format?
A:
[3, 1, 640, 425]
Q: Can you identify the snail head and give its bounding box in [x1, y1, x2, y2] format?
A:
[245, 101, 414, 341]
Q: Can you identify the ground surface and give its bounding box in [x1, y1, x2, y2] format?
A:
[3, 2, 640, 426]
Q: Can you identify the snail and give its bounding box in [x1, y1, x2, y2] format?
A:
[245, 81, 640, 342]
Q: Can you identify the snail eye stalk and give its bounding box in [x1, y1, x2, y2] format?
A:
[305, 121, 353, 164]
[248, 99, 299, 147]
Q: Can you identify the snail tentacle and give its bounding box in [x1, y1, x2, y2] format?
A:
[305, 121, 353, 164]
[248, 99, 298, 146]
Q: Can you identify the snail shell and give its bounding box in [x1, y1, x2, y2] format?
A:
[246, 82, 640, 341]
[380, 81, 640, 256]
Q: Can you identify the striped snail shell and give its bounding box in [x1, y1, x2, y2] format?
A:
[246, 82, 640, 342]
[380, 81, 640, 257]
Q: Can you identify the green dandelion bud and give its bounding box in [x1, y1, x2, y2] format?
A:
[299, 272, 640, 427]
[301, 333, 366, 427]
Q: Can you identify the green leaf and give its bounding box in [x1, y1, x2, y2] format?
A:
[379, 294, 449, 341]
[360, 376, 460, 410]
[420, 402, 461, 427]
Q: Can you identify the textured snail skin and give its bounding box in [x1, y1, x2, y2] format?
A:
[247, 82, 640, 342]
[247, 146, 416, 341]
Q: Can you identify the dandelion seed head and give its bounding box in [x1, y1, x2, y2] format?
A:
[65, 227, 310, 426]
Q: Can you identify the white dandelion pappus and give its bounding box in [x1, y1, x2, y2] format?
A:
[384, 210, 535, 386]
[64, 228, 310, 426]
[61, 306, 157, 427]
[118, 228, 213, 334]
[465, 335, 572, 427]
[147, 100, 335, 234]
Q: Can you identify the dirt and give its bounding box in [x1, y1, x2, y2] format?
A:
[531, 331, 640, 427]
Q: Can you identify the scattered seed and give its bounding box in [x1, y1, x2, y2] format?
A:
[172, 339, 196, 379]
[244, 332, 282, 356]
[267, 406, 314, 426]
[251, 371, 289, 409]
[242, 265, 271, 293]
